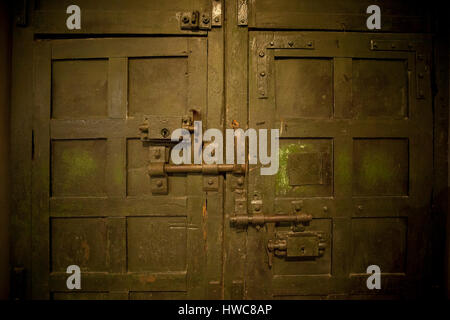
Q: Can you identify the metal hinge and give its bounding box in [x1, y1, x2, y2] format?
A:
[237, 0, 248, 26]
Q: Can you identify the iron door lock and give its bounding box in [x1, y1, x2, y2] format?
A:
[267, 231, 327, 268]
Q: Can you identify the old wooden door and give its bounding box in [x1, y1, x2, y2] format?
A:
[12, 0, 437, 300]
[245, 31, 432, 299]
[33, 37, 210, 299]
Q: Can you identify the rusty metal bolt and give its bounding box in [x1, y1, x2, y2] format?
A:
[202, 17, 210, 24]
[259, 51, 265, 57]
[260, 71, 266, 77]
[288, 41, 294, 47]
[156, 180, 163, 187]
[214, 17, 220, 22]
[270, 41, 274, 46]
[357, 205, 363, 211]
[323, 206, 328, 212]
[237, 177, 244, 186]
[208, 178, 214, 185]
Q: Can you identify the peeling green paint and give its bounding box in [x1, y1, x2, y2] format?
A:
[276, 143, 304, 195]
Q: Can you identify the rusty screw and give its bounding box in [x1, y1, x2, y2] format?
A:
[156, 180, 163, 188]
[182, 16, 190, 24]
[208, 178, 214, 185]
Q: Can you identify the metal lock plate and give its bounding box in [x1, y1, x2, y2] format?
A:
[149, 146, 168, 163]
[203, 175, 219, 191]
[151, 177, 168, 194]
[287, 235, 320, 257]
[180, 11, 211, 30]
[139, 115, 183, 141]
[268, 231, 326, 260]
[149, 146, 169, 195]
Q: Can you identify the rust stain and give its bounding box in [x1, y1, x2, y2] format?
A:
[202, 201, 207, 219]
[202, 201, 207, 241]
[140, 275, 156, 283]
[231, 119, 240, 129]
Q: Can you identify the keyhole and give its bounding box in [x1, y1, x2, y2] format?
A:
[161, 128, 170, 138]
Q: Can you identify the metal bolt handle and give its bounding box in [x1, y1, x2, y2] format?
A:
[230, 214, 312, 226]
[148, 163, 246, 176]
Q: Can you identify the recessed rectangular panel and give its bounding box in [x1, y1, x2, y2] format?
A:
[352, 59, 408, 119]
[52, 139, 107, 197]
[128, 57, 188, 117]
[288, 152, 325, 186]
[127, 217, 187, 272]
[277, 139, 333, 197]
[351, 218, 407, 274]
[353, 138, 409, 196]
[51, 218, 108, 272]
[52, 59, 108, 119]
[275, 58, 333, 119]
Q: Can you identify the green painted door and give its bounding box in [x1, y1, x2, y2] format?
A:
[32, 37, 209, 299]
[16, 0, 437, 300]
[245, 31, 433, 299]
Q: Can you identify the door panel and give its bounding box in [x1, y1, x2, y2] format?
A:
[32, 37, 207, 299]
[247, 31, 432, 298]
